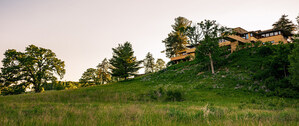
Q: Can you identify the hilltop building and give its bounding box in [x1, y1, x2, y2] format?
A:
[171, 27, 293, 63]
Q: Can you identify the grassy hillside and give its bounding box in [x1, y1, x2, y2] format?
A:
[0, 46, 299, 125]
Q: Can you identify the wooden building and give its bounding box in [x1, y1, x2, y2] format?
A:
[170, 27, 292, 63]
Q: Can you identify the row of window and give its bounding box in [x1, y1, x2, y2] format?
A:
[260, 31, 281, 38]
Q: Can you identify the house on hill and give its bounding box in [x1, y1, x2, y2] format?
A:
[170, 27, 293, 64]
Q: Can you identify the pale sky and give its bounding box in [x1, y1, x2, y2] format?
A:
[0, 0, 298, 81]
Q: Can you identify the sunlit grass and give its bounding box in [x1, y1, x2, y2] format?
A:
[0, 58, 298, 125]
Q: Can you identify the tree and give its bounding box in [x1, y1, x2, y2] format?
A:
[97, 58, 111, 84]
[163, 17, 191, 58]
[289, 38, 299, 89]
[79, 68, 99, 86]
[272, 14, 296, 33]
[196, 20, 229, 74]
[0, 45, 65, 93]
[186, 24, 202, 46]
[109, 42, 142, 80]
[154, 58, 166, 72]
[143, 52, 155, 73]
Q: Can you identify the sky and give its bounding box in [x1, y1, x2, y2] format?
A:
[0, 0, 298, 81]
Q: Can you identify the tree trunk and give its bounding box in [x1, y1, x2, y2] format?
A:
[208, 52, 215, 74]
[34, 83, 41, 93]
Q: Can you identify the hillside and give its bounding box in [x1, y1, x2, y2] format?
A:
[0, 45, 299, 125]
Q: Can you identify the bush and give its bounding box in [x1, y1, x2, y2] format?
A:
[143, 84, 185, 102]
[1, 85, 26, 95]
[43, 81, 80, 91]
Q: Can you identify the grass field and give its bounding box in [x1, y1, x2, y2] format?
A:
[0, 48, 299, 125]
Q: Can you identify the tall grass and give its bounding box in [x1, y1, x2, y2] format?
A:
[0, 46, 299, 125]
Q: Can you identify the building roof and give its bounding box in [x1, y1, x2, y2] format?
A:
[233, 27, 248, 34]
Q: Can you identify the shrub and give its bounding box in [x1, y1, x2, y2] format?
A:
[143, 84, 185, 102]
[1, 85, 26, 95]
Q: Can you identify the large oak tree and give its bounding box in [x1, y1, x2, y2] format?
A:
[1, 45, 65, 93]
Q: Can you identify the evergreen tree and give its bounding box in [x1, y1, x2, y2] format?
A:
[109, 42, 142, 80]
[154, 58, 166, 72]
[162, 17, 191, 58]
[272, 14, 296, 33]
[143, 52, 155, 73]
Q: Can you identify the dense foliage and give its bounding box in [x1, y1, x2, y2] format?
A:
[43, 81, 80, 90]
[228, 42, 298, 98]
[0, 45, 65, 94]
[195, 20, 230, 74]
[272, 14, 296, 33]
[162, 17, 191, 58]
[79, 68, 100, 86]
[154, 58, 166, 72]
[288, 36, 299, 90]
[109, 42, 142, 80]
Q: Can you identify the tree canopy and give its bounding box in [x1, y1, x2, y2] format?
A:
[97, 58, 111, 84]
[195, 20, 230, 74]
[272, 14, 296, 33]
[154, 58, 166, 72]
[109, 42, 142, 80]
[0, 45, 65, 94]
[162, 17, 191, 58]
[79, 68, 99, 86]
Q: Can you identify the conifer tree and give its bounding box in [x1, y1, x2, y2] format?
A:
[109, 42, 142, 80]
[272, 14, 296, 33]
[143, 52, 155, 74]
[162, 17, 191, 58]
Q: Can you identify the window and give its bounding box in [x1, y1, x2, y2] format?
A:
[245, 34, 249, 39]
[265, 33, 269, 37]
[270, 32, 274, 36]
[261, 34, 265, 38]
[274, 32, 278, 35]
[219, 39, 226, 43]
[250, 33, 253, 37]
[278, 31, 281, 35]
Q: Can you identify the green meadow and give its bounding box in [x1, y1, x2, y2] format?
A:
[0, 47, 299, 126]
